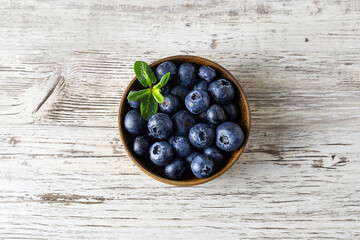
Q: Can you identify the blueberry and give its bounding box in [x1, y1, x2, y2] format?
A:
[124, 109, 146, 135]
[193, 80, 209, 92]
[197, 111, 208, 122]
[208, 79, 235, 104]
[161, 84, 171, 95]
[148, 113, 173, 140]
[191, 154, 215, 178]
[169, 136, 192, 157]
[178, 62, 198, 87]
[188, 123, 214, 149]
[216, 122, 245, 152]
[206, 104, 226, 124]
[185, 151, 201, 165]
[172, 110, 196, 136]
[223, 103, 239, 121]
[198, 66, 216, 82]
[159, 94, 180, 114]
[170, 86, 190, 105]
[149, 141, 173, 166]
[209, 123, 217, 131]
[185, 90, 210, 114]
[165, 158, 186, 180]
[133, 136, 149, 156]
[156, 61, 177, 81]
[127, 90, 141, 109]
[146, 131, 157, 141]
[203, 145, 224, 165]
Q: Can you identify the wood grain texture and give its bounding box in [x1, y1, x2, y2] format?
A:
[0, 0, 360, 239]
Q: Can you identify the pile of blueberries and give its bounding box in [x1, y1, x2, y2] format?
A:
[124, 61, 245, 180]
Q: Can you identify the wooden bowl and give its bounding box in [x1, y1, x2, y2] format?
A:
[118, 55, 251, 186]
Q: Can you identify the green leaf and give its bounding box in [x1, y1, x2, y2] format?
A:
[152, 88, 164, 103]
[140, 94, 158, 121]
[154, 72, 170, 89]
[134, 61, 157, 87]
[127, 89, 151, 102]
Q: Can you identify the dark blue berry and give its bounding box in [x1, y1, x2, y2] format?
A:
[133, 136, 149, 156]
[159, 94, 180, 114]
[172, 110, 196, 136]
[156, 61, 177, 81]
[216, 122, 244, 152]
[209, 123, 217, 131]
[185, 152, 201, 165]
[206, 104, 226, 124]
[169, 136, 192, 157]
[149, 141, 173, 166]
[178, 62, 198, 87]
[191, 154, 214, 178]
[223, 103, 239, 121]
[188, 123, 214, 149]
[208, 79, 234, 104]
[197, 111, 208, 122]
[161, 84, 171, 95]
[198, 66, 216, 82]
[170, 86, 190, 105]
[146, 131, 157, 141]
[127, 90, 141, 108]
[148, 113, 173, 140]
[193, 80, 209, 92]
[203, 145, 224, 165]
[185, 90, 210, 114]
[124, 109, 146, 135]
[165, 158, 186, 180]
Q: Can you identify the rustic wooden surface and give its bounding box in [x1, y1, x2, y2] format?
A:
[1, 0, 360, 239]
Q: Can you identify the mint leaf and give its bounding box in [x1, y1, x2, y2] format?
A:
[134, 61, 157, 87]
[154, 72, 170, 89]
[130, 60, 163, 120]
[140, 94, 158, 121]
[152, 88, 164, 103]
[127, 88, 151, 102]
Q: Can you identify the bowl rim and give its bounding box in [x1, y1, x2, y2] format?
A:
[118, 55, 251, 186]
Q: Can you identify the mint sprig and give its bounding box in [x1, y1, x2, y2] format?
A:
[127, 88, 151, 101]
[151, 88, 164, 103]
[133, 61, 157, 87]
[141, 92, 158, 121]
[127, 61, 170, 121]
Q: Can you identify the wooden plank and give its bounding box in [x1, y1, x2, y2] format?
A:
[0, 125, 359, 238]
[1, 51, 360, 128]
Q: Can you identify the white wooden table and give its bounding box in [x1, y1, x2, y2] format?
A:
[1, 1, 360, 239]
